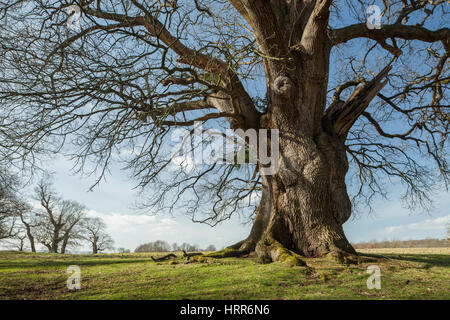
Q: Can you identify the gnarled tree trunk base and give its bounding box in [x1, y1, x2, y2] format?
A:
[254, 234, 306, 266]
[207, 117, 364, 266]
[207, 240, 363, 266]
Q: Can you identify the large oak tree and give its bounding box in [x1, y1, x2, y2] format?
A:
[0, 1, 448, 264]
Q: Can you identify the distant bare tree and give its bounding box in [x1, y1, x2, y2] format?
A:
[205, 244, 216, 252]
[135, 240, 171, 252]
[34, 178, 87, 253]
[81, 217, 114, 254]
[0, 169, 23, 240]
[60, 206, 88, 253]
[0, 211, 17, 240]
[16, 205, 39, 253]
[12, 231, 28, 252]
[178, 242, 199, 252]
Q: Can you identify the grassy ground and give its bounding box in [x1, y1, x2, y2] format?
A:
[0, 248, 448, 300]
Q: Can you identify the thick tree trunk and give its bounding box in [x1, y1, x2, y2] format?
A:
[50, 227, 63, 253]
[25, 227, 36, 253]
[229, 178, 271, 253]
[228, 108, 356, 264]
[261, 117, 355, 256]
[50, 237, 59, 253]
[61, 238, 68, 254]
[20, 217, 36, 253]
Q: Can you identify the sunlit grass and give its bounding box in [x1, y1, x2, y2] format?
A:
[0, 249, 448, 300]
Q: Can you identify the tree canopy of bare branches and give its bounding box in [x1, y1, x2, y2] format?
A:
[34, 178, 87, 253]
[81, 216, 114, 253]
[0, 1, 448, 262]
[0, 168, 25, 240]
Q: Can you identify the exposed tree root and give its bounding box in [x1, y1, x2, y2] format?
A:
[206, 234, 375, 268]
[204, 236, 258, 259]
[182, 250, 204, 260]
[184, 255, 213, 263]
[206, 236, 307, 267]
[205, 247, 249, 258]
[227, 240, 246, 250]
[255, 234, 307, 267]
[205, 242, 382, 268]
[325, 250, 381, 265]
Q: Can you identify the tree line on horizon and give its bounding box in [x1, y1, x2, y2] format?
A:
[353, 237, 450, 249]
[134, 240, 217, 253]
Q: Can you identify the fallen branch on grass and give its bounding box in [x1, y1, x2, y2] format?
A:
[151, 254, 177, 262]
[182, 250, 204, 261]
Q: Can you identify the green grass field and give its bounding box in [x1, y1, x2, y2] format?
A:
[0, 248, 448, 300]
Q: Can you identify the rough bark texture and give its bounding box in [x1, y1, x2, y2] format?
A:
[50, 229, 61, 253]
[226, 113, 356, 263]
[256, 117, 355, 259]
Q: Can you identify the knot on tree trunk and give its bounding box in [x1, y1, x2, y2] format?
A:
[273, 75, 294, 96]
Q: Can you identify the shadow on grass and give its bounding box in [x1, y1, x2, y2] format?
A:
[389, 254, 450, 267]
[0, 258, 156, 269]
[359, 252, 450, 267]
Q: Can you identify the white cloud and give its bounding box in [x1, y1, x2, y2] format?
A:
[347, 214, 450, 242]
[382, 215, 450, 237]
[345, 190, 450, 243]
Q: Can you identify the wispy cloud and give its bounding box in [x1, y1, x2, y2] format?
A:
[382, 215, 450, 237]
[346, 214, 450, 243]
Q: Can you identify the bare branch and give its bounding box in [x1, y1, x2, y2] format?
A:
[332, 23, 450, 48]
